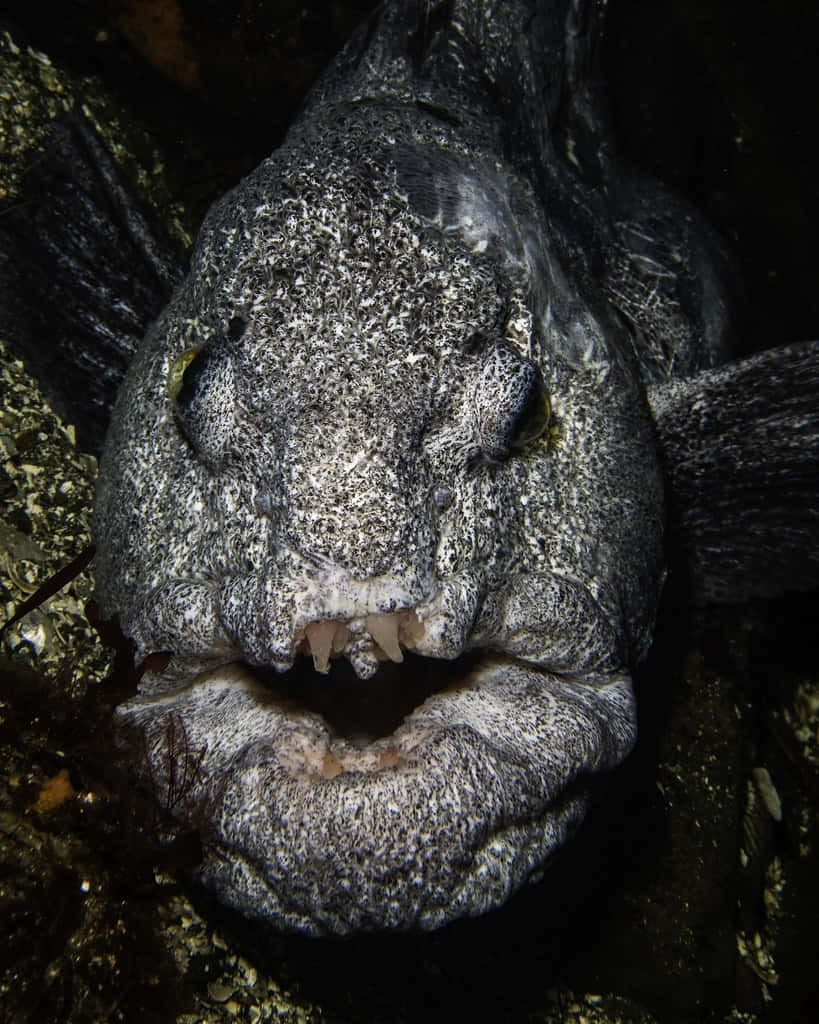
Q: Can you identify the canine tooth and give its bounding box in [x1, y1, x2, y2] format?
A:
[305, 620, 337, 673]
[332, 622, 349, 653]
[365, 612, 403, 663]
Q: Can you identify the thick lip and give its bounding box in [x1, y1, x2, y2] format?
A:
[117, 641, 637, 935]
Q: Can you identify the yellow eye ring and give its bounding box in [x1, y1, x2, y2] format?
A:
[168, 346, 203, 402]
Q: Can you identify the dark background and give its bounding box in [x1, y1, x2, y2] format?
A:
[1, 0, 817, 354]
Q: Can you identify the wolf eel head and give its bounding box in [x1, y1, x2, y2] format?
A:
[94, 112, 664, 935]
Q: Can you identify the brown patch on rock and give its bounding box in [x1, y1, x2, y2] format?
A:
[31, 767, 76, 813]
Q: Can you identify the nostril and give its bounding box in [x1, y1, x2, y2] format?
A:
[255, 490, 278, 518]
[227, 316, 247, 341]
[433, 485, 452, 510]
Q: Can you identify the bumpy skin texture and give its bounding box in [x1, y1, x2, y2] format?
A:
[95, 0, 732, 934]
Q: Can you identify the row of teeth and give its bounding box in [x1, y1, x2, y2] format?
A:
[301, 610, 426, 673]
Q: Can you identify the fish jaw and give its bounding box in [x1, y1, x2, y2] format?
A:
[117, 657, 636, 935]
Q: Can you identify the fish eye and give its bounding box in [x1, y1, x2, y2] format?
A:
[167, 343, 236, 466]
[168, 346, 205, 403]
[511, 386, 551, 450]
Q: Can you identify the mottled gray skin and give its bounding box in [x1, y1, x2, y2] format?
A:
[95, 0, 733, 934]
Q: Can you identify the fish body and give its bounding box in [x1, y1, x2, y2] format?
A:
[88, 0, 817, 935]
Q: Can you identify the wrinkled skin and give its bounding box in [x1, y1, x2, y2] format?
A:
[94, 0, 732, 934]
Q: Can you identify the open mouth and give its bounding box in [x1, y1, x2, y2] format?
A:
[250, 647, 485, 760]
[112, 576, 638, 935]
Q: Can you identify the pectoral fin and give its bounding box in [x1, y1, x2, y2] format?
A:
[0, 115, 184, 452]
[649, 340, 819, 603]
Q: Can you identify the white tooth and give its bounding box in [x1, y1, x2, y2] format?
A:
[365, 612, 403, 663]
[332, 622, 349, 653]
[305, 620, 337, 673]
[398, 609, 425, 647]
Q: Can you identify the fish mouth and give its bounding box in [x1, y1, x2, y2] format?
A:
[118, 600, 637, 935]
[246, 646, 486, 770]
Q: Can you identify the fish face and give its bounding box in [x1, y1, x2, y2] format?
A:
[94, 105, 665, 933]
